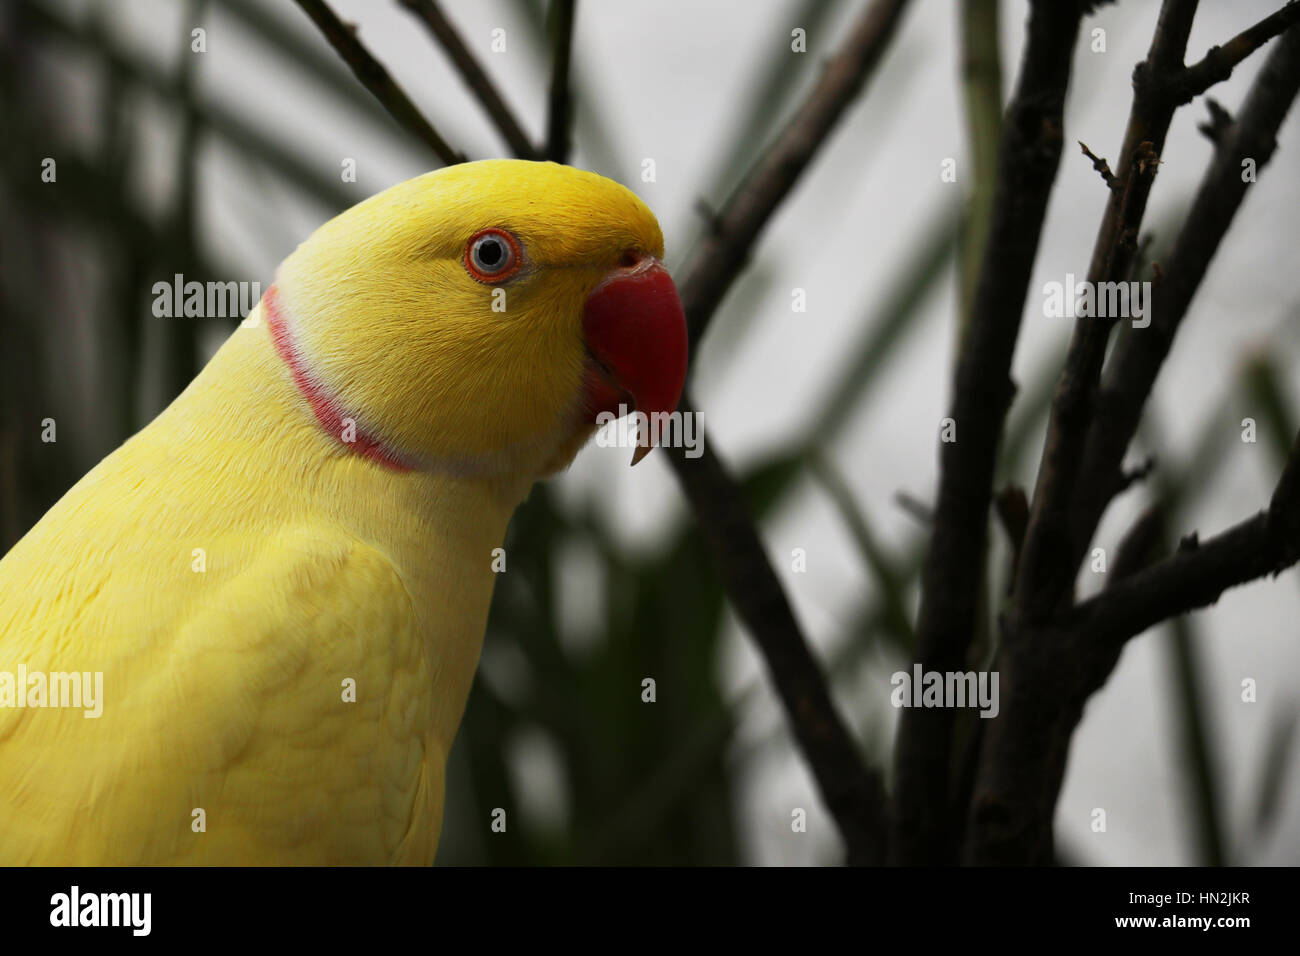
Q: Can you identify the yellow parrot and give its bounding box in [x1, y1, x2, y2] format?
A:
[0, 159, 687, 864]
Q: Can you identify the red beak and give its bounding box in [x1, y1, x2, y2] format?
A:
[581, 256, 688, 464]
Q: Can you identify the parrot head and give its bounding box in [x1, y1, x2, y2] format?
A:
[266, 159, 688, 481]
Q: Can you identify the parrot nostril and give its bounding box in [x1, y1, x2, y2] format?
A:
[618, 249, 640, 269]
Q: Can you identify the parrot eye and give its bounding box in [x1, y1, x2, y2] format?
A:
[465, 228, 522, 283]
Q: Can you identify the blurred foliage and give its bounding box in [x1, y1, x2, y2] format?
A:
[1, 0, 1295, 866]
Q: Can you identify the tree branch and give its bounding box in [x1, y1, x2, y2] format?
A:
[958, 0, 1004, 332]
[1011, 0, 1197, 626]
[1014, 4, 1300, 626]
[678, 0, 913, 350]
[1077, 140, 1117, 189]
[965, 15, 1300, 868]
[811, 455, 914, 647]
[1170, 1, 1300, 105]
[1108, 500, 1164, 582]
[664, 413, 887, 864]
[657, 0, 916, 863]
[1070, 427, 1300, 651]
[397, 0, 540, 159]
[545, 0, 576, 164]
[891, 0, 1086, 865]
[291, 0, 466, 165]
[1071, 22, 1300, 567]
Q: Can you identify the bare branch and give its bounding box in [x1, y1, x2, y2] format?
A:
[1073, 427, 1300, 648]
[1116, 453, 1157, 493]
[1012, 1, 1300, 628]
[994, 485, 1029, 588]
[1170, 1, 1300, 105]
[291, 0, 466, 165]
[1072, 23, 1300, 566]
[546, 0, 577, 164]
[1108, 501, 1164, 582]
[895, 490, 934, 526]
[812, 456, 915, 647]
[657, 0, 917, 863]
[664, 405, 887, 864]
[958, 0, 1005, 330]
[1197, 97, 1234, 142]
[1009, 0, 1202, 627]
[677, 0, 913, 350]
[1078, 140, 1118, 189]
[397, 0, 540, 159]
[892, 0, 1086, 865]
[966, 20, 1300, 868]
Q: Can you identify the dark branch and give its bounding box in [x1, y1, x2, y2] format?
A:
[1197, 97, 1234, 143]
[1169, 1, 1300, 105]
[1071, 23, 1300, 568]
[1116, 453, 1156, 493]
[664, 405, 887, 864]
[892, 0, 1086, 865]
[1078, 140, 1117, 189]
[966, 26, 1300, 864]
[1010, 0, 1300, 627]
[1073, 427, 1300, 649]
[545, 0, 576, 164]
[1014, 124, 1167, 623]
[1009, 0, 1201, 609]
[994, 485, 1029, 588]
[656, 0, 916, 863]
[677, 0, 913, 350]
[397, 0, 540, 159]
[895, 490, 934, 526]
[291, 0, 466, 165]
[1108, 501, 1164, 582]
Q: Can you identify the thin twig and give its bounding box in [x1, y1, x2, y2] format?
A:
[22, 0, 357, 211]
[958, 0, 1004, 335]
[895, 490, 934, 527]
[1078, 140, 1117, 189]
[1197, 97, 1234, 142]
[1170, 1, 1300, 105]
[163, 0, 205, 399]
[1072, 427, 1300, 647]
[811, 455, 914, 647]
[1115, 453, 1156, 493]
[1108, 501, 1164, 582]
[1166, 615, 1228, 866]
[398, 0, 540, 159]
[545, 0, 576, 163]
[291, 0, 466, 165]
[677, 0, 913, 350]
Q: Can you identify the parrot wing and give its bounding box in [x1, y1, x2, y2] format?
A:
[0, 525, 442, 865]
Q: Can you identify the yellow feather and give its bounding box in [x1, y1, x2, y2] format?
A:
[0, 160, 664, 863]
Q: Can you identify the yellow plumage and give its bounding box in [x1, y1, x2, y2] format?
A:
[0, 160, 673, 864]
